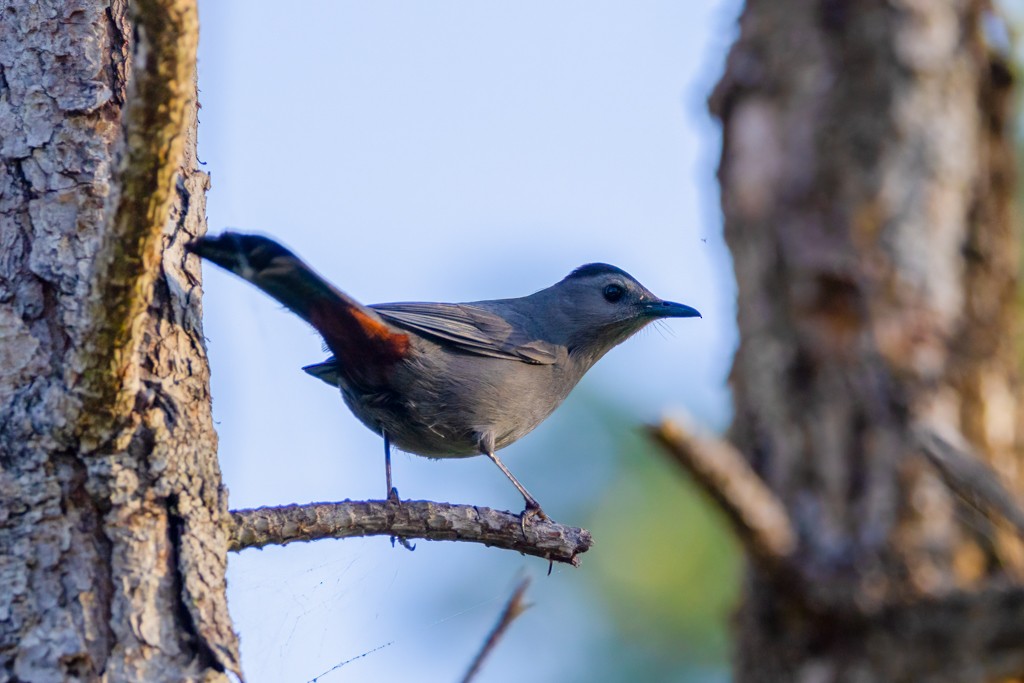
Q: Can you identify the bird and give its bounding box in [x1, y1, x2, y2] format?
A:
[188, 232, 701, 522]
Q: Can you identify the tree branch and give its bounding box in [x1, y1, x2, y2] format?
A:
[649, 417, 797, 564]
[460, 577, 531, 683]
[916, 424, 1024, 537]
[228, 500, 593, 567]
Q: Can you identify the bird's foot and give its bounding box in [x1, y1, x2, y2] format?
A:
[519, 501, 549, 535]
[391, 535, 416, 552]
[387, 488, 413, 550]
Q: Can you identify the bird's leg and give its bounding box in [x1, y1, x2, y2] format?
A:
[383, 431, 415, 551]
[384, 431, 400, 503]
[484, 450, 548, 531]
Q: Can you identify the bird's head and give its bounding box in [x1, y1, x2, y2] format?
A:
[544, 263, 700, 365]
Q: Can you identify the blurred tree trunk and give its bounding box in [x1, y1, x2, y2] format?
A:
[713, 1, 1024, 681]
[0, 1, 239, 679]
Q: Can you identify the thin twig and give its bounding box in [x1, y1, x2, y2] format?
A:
[649, 417, 797, 563]
[460, 578, 532, 683]
[229, 500, 593, 567]
[915, 424, 1024, 537]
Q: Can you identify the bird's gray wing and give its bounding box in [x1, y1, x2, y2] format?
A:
[371, 302, 558, 365]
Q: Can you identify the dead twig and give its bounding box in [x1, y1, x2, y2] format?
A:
[649, 417, 797, 564]
[229, 500, 593, 567]
[460, 577, 532, 683]
[916, 424, 1024, 538]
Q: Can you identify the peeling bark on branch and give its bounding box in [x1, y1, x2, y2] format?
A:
[229, 501, 593, 567]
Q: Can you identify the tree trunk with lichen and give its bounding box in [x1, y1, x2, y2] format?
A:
[0, 1, 239, 680]
[713, 1, 1024, 681]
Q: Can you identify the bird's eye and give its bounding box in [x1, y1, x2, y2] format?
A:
[603, 284, 625, 303]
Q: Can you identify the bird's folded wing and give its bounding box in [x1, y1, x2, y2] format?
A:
[371, 302, 558, 365]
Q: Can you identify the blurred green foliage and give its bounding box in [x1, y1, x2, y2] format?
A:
[574, 399, 741, 681]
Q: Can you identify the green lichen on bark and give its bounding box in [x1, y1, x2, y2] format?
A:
[76, 0, 200, 448]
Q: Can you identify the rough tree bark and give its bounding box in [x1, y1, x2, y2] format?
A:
[706, 0, 1024, 680]
[0, 1, 239, 679]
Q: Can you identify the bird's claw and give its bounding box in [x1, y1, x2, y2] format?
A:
[386, 488, 413, 550]
[391, 535, 416, 552]
[519, 502, 549, 535]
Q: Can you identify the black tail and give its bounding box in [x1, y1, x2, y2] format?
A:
[188, 233, 345, 329]
[188, 232, 410, 386]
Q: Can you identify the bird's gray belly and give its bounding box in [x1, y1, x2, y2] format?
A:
[340, 384, 479, 457]
[338, 350, 573, 459]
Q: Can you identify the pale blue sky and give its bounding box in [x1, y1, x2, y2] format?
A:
[196, 2, 738, 681]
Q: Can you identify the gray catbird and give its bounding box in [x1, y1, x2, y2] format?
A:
[189, 233, 700, 521]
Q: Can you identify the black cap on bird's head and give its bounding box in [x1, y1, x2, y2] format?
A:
[544, 262, 700, 363]
[561, 262, 701, 319]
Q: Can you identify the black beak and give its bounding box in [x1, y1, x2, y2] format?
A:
[641, 299, 702, 319]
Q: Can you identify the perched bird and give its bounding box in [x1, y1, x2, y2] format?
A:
[189, 233, 700, 522]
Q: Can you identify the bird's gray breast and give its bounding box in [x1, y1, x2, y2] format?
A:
[341, 334, 577, 458]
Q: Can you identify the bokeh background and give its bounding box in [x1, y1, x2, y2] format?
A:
[196, 2, 742, 681]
